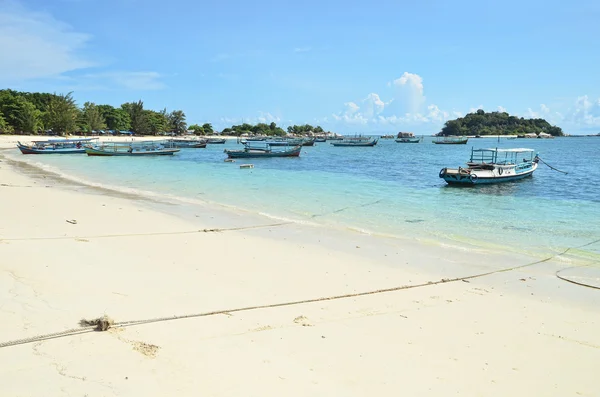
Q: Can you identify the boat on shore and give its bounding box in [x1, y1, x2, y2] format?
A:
[17, 138, 98, 154]
[85, 141, 180, 156]
[331, 135, 378, 147]
[433, 136, 469, 145]
[439, 147, 539, 185]
[395, 132, 421, 143]
[225, 144, 302, 158]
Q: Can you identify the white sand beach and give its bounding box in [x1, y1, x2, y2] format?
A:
[0, 136, 598, 396]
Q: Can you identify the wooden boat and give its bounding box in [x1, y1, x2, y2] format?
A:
[330, 135, 378, 147]
[395, 132, 421, 143]
[85, 141, 180, 156]
[433, 136, 469, 145]
[315, 137, 326, 142]
[206, 138, 226, 144]
[380, 134, 395, 139]
[17, 138, 98, 154]
[439, 147, 539, 185]
[167, 138, 207, 148]
[225, 144, 302, 158]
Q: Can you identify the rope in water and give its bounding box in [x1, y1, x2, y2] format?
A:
[536, 156, 569, 174]
[2, 237, 598, 349]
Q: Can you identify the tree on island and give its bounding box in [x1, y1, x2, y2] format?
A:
[438, 109, 563, 137]
[0, 89, 189, 135]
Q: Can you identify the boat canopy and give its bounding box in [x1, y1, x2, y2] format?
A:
[32, 138, 98, 143]
[473, 148, 535, 153]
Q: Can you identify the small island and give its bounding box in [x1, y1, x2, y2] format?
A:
[438, 109, 564, 137]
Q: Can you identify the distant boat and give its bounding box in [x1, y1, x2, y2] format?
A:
[85, 141, 180, 156]
[315, 137, 327, 142]
[167, 138, 207, 148]
[206, 138, 226, 144]
[439, 147, 539, 185]
[395, 132, 421, 143]
[433, 136, 469, 145]
[225, 144, 302, 158]
[380, 134, 395, 139]
[17, 138, 98, 154]
[331, 135, 378, 147]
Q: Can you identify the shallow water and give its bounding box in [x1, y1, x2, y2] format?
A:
[8, 136, 600, 263]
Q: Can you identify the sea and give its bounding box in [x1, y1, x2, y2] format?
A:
[7, 136, 600, 265]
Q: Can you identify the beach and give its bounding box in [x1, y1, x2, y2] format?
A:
[1, 136, 599, 396]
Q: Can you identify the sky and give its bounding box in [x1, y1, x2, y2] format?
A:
[1, 0, 600, 134]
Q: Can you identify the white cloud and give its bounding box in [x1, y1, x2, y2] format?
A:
[0, 1, 93, 82]
[87, 71, 165, 90]
[390, 72, 426, 113]
[294, 46, 312, 53]
[469, 105, 484, 113]
[219, 111, 282, 126]
[332, 94, 391, 124]
[497, 105, 507, 112]
[567, 95, 600, 126]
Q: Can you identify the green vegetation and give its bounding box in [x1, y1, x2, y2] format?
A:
[439, 109, 563, 136]
[0, 89, 188, 135]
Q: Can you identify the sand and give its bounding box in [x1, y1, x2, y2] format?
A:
[0, 136, 598, 396]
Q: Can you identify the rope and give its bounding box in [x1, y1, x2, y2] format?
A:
[536, 156, 569, 174]
[0, 222, 290, 242]
[2, 237, 598, 349]
[555, 267, 600, 290]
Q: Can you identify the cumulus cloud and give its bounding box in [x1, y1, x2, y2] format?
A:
[497, 105, 508, 112]
[567, 95, 600, 126]
[219, 111, 282, 125]
[332, 93, 391, 124]
[0, 1, 93, 82]
[390, 72, 426, 113]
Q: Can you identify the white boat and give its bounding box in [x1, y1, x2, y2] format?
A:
[439, 147, 539, 185]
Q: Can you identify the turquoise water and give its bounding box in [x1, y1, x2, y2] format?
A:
[9, 136, 600, 262]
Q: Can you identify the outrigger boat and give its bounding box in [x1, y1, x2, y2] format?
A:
[439, 147, 539, 185]
[395, 132, 421, 143]
[85, 140, 180, 156]
[433, 136, 469, 145]
[17, 138, 98, 154]
[330, 135, 378, 147]
[225, 143, 302, 158]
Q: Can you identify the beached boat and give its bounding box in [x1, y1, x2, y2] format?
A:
[439, 147, 539, 185]
[395, 132, 421, 143]
[17, 138, 98, 154]
[167, 138, 207, 148]
[206, 138, 226, 144]
[225, 144, 302, 158]
[85, 141, 180, 156]
[331, 136, 378, 147]
[433, 136, 469, 145]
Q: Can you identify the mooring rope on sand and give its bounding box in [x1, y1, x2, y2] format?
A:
[0, 222, 291, 242]
[2, 237, 598, 349]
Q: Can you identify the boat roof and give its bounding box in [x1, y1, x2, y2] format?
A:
[473, 148, 535, 153]
[32, 138, 98, 143]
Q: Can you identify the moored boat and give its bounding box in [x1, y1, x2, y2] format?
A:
[225, 144, 302, 158]
[330, 135, 378, 147]
[395, 132, 421, 143]
[206, 138, 226, 144]
[85, 141, 180, 156]
[433, 136, 469, 145]
[439, 147, 539, 185]
[17, 138, 98, 154]
[167, 138, 207, 148]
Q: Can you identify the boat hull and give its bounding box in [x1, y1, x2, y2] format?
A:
[395, 138, 420, 143]
[225, 146, 301, 158]
[440, 163, 538, 185]
[331, 139, 378, 147]
[18, 145, 86, 154]
[85, 147, 180, 156]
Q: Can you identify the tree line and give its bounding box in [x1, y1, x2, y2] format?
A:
[0, 89, 192, 135]
[439, 109, 564, 136]
[0, 89, 333, 137]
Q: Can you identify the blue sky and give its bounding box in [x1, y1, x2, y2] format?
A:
[1, 0, 599, 134]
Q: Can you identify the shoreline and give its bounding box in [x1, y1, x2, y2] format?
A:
[1, 138, 599, 396]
